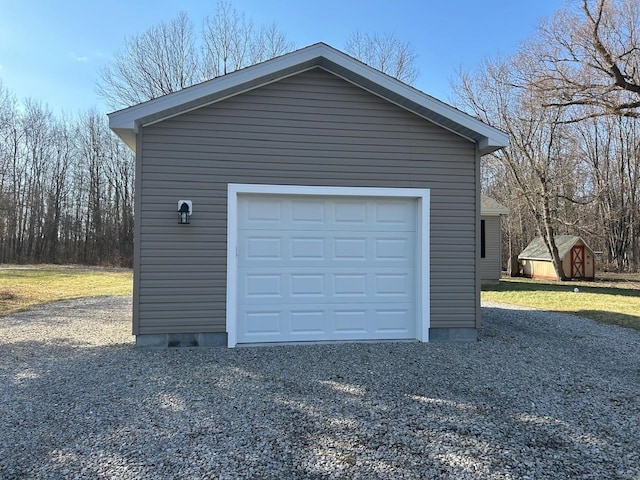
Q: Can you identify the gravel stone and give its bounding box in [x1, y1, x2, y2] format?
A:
[1, 296, 639, 479]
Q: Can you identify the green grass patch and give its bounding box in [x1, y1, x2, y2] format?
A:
[482, 276, 640, 331]
[0, 265, 132, 316]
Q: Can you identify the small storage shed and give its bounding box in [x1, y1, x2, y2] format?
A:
[480, 195, 509, 284]
[108, 43, 508, 347]
[519, 235, 595, 280]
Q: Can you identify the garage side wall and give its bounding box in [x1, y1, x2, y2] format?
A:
[480, 215, 501, 284]
[136, 68, 478, 337]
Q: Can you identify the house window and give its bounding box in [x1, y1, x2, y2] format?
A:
[481, 219, 486, 259]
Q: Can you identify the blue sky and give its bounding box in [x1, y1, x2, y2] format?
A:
[0, 0, 562, 114]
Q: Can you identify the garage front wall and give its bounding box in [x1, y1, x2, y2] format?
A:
[136, 67, 478, 336]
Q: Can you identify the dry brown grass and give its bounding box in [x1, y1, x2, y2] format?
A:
[0, 265, 132, 316]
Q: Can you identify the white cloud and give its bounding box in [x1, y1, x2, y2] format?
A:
[67, 51, 89, 62]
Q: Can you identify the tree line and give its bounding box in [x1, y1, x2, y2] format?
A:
[0, 90, 135, 266]
[0, 1, 416, 267]
[3, 0, 639, 276]
[454, 0, 640, 277]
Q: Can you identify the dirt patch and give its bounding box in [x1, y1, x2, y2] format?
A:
[0, 289, 17, 301]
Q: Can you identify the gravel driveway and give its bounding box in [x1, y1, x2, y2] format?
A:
[1, 297, 639, 479]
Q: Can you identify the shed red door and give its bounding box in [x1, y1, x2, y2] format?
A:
[571, 245, 585, 278]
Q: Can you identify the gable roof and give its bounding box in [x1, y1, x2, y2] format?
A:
[481, 195, 509, 216]
[108, 42, 509, 154]
[518, 235, 594, 261]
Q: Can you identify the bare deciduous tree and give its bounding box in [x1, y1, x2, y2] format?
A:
[255, 23, 295, 62]
[97, 11, 200, 110]
[531, 0, 640, 119]
[201, 1, 294, 78]
[345, 31, 418, 84]
[574, 111, 640, 270]
[449, 0, 640, 275]
[201, 1, 255, 78]
[98, 3, 295, 110]
[456, 55, 585, 280]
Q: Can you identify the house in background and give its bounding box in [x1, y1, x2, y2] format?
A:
[519, 235, 595, 280]
[109, 43, 508, 348]
[480, 195, 509, 284]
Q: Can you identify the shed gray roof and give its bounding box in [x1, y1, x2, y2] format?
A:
[109, 43, 509, 154]
[481, 195, 509, 215]
[518, 235, 593, 261]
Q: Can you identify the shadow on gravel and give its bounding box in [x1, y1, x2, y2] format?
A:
[570, 309, 640, 330]
[1, 305, 639, 479]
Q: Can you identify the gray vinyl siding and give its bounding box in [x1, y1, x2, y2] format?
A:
[480, 215, 502, 284]
[136, 67, 478, 335]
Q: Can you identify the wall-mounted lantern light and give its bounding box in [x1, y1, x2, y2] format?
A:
[178, 200, 192, 224]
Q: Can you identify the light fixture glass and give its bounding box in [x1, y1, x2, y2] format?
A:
[178, 200, 192, 224]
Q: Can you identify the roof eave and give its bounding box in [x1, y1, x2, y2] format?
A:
[108, 43, 509, 154]
[482, 208, 510, 216]
[111, 127, 137, 151]
[479, 135, 509, 155]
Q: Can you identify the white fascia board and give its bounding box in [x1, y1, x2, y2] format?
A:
[320, 47, 509, 153]
[481, 208, 510, 216]
[478, 135, 510, 156]
[108, 42, 508, 154]
[108, 44, 329, 132]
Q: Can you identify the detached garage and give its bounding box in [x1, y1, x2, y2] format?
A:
[109, 43, 508, 347]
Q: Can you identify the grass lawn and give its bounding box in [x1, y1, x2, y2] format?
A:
[482, 274, 640, 331]
[0, 265, 132, 316]
[2, 264, 639, 333]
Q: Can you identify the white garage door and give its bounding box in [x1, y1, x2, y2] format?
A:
[234, 192, 418, 345]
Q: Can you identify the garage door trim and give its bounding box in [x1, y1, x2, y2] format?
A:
[226, 183, 430, 347]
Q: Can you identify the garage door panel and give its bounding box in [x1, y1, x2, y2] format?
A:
[375, 273, 411, 296]
[375, 201, 415, 225]
[236, 193, 419, 344]
[239, 269, 414, 304]
[334, 274, 367, 296]
[245, 198, 283, 224]
[334, 310, 368, 333]
[240, 232, 415, 266]
[291, 237, 324, 259]
[245, 236, 282, 260]
[290, 273, 325, 297]
[239, 196, 416, 232]
[239, 303, 416, 342]
[375, 237, 411, 259]
[292, 200, 325, 223]
[290, 310, 325, 334]
[376, 309, 414, 333]
[245, 274, 282, 298]
[334, 237, 368, 260]
[244, 311, 282, 336]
